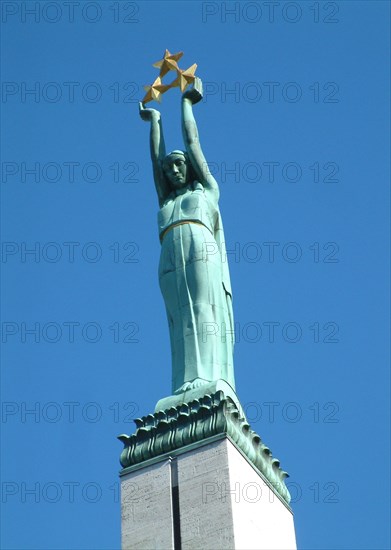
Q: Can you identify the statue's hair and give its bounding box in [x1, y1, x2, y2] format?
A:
[166, 150, 187, 158]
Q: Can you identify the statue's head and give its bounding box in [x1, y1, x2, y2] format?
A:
[162, 150, 195, 190]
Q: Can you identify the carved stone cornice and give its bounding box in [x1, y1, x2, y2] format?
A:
[118, 391, 291, 505]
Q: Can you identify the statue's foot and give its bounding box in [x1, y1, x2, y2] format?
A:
[174, 378, 210, 394]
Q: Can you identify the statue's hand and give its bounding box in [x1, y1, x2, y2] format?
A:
[139, 102, 160, 122]
[182, 77, 203, 105]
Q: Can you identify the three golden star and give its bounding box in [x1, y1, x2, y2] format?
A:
[142, 50, 197, 104]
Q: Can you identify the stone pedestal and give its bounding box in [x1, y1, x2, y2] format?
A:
[119, 392, 296, 550]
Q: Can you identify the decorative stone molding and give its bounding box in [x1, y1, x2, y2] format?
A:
[118, 391, 291, 505]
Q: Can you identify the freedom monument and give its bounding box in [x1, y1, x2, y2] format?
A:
[118, 51, 297, 550]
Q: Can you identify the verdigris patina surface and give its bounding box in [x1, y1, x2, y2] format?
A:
[139, 77, 235, 397]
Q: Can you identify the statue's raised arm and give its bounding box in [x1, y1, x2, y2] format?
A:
[181, 78, 220, 202]
[139, 102, 171, 207]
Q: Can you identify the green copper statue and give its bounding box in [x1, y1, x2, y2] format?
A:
[139, 77, 236, 396]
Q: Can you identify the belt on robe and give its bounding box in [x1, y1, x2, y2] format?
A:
[159, 220, 212, 243]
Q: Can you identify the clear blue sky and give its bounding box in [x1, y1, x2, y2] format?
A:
[1, 1, 390, 549]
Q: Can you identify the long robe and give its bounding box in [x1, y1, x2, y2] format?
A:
[158, 181, 235, 393]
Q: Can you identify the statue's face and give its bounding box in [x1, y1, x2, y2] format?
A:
[163, 154, 189, 189]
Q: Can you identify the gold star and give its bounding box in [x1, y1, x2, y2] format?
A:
[142, 76, 170, 104]
[170, 63, 197, 92]
[153, 49, 184, 77]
